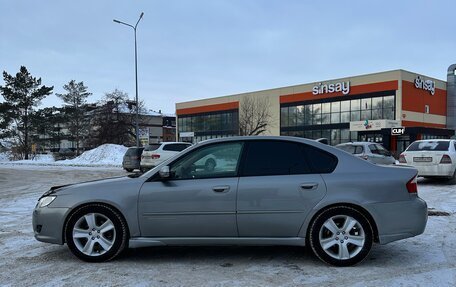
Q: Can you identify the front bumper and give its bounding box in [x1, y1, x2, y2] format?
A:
[366, 196, 428, 244]
[32, 206, 71, 245]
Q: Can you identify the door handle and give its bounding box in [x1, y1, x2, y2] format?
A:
[212, 185, 230, 193]
[300, 183, 318, 190]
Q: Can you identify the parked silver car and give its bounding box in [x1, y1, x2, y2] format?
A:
[336, 142, 396, 165]
[33, 136, 427, 266]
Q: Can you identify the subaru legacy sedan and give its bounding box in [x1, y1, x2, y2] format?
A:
[33, 136, 427, 266]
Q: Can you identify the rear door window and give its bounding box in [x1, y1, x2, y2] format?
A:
[407, 141, 450, 151]
[163, 143, 192, 152]
[242, 141, 311, 176]
[301, 144, 338, 173]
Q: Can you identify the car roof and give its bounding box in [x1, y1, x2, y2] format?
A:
[159, 142, 192, 145]
[412, 139, 453, 142]
[336, 142, 377, 146]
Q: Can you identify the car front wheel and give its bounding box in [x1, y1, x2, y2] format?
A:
[65, 204, 128, 262]
[309, 206, 373, 266]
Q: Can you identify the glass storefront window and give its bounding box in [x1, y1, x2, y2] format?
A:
[383, 107, 394, 120]
[281, 107, 288, 127]
[297, 105, 304, 125]
[383, 95, 394, 108]
[372, 109, 382, 120]
[341, 100, 350, 112]
[322, 102, 331, 113]
[351, 110, 361, 121]
[361, 110, 371, 120]
[361, 98, 371, 110]
[331, 102, 340, 113]
[289, 106, 297, 127]
[331, 113, 340, 124]
[341, 112, 350, 123]
[321, 113, 330, 124]
[372, 97, 382, 109]
[351, 99, 360, 110]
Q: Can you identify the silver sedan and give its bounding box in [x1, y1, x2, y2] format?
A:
[33, 136, 427, 266]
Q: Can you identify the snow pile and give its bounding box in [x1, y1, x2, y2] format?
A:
[0, 152, 11, 162]
[0, 144, 128, 167]
[63, 144, 128, 166]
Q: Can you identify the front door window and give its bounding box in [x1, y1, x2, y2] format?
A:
[170, 142, 243, 180]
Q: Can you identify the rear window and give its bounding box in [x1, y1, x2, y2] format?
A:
[163, 143, 191, 152]
[407, 141, 450, 151]
[337, 145, 363, 154]
[144, 144, 161, 151]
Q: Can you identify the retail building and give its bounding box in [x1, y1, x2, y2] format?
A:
[176, 66, 456, 155]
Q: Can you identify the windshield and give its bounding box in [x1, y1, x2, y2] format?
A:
[407, 141, 450, 151]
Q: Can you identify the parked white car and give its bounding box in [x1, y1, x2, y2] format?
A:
[335, 142, 396, 165]
[399, 139, 456, 183]
[140, 142, 192, 172]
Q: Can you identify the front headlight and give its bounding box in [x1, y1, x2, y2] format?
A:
[37, 196, 56, 208]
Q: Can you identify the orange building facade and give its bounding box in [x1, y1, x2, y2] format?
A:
[176, 69, 455, 155]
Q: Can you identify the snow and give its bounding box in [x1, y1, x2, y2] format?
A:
[0, 166, 455, 286]
[0, 144, 128, 167]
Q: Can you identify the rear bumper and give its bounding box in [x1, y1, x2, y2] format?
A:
[414, 164, 455, 177]
[365, 196, 428, 244]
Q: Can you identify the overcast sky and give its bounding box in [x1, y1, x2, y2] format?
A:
[1, 0, 455, 114]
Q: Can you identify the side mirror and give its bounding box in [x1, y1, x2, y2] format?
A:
[159, 166, 170, 179]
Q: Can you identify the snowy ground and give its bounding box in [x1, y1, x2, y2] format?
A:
[0, 165, 455, 286]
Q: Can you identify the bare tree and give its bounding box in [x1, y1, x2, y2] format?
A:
[239, 97, 273, 136]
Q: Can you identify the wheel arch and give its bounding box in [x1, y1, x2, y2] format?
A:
[304, 203, 379, 243]
[62, 202, 130, 244]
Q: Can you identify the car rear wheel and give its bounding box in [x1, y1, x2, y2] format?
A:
[448, 169, 456, 184]
[65, 204, 127, 262]
[309, 206, 373, 266]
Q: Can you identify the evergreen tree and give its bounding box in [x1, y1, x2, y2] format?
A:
[56, 80, 92, 155]
[0, 66, 53, 159]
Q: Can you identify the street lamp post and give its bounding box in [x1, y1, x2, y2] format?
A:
[113, 12, 144, 147]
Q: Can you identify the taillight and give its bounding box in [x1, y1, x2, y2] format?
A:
[406, 175, 418, 194]
[399, 154, 407, 164]
[151, 154, 160, 159]
[440, 155, 452, 164]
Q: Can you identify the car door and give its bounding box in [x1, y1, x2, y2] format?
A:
[138, 141, 244, 237]
[236, 140, 327, 237]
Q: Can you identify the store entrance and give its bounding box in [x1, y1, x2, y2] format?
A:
[395, 135, 410, 155]
[358, 133, 383, 143]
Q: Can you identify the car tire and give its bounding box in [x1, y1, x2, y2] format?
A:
[65, 204, 128, 262]
[309, 206, 374, 267]
[205, 158, 216, 171]
[448, 169, 456, 184]
[125, 168, 133, 172]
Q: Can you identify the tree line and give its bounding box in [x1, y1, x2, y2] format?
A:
[0, 66, 144, 159]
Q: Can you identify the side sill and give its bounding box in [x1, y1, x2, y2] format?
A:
[129, 237, 306, 249]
